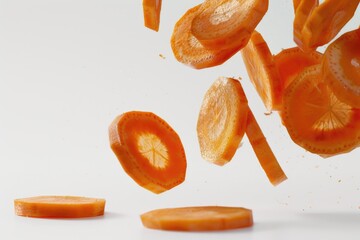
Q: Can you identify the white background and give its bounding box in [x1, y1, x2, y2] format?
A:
[0, 0, 360, 239]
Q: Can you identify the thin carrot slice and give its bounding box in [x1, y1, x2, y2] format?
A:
[197, 77, 248, 166]
[241, 31, 282, 111]
[245, 110, 288, 186]
[141, 206, 253, 231]
[293, 0, 318, 50]
[282, 65, 360, 156]
[293, 0, 302, 12]
[109, 111, 186, 194]
[143, 0, 162, 32]
[322, 28, 360, 108]
[191, 0, 268, 50]
[300, 0, 359, 51]
[274, 46, 322, 94]
[171, 5, 241, 69]
[14, 196, 105, 218]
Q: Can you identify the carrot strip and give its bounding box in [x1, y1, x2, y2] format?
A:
[245, 110, 287, 186]
[143, 0, 162, 32]
[141, 206, 253, 231]
[109, 111, 187, 194]
[293, 0, 302, 12]
[171, 5, 241, 69]
[14, 196, 106, 218]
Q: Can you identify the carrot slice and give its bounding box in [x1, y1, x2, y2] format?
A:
[282, 65, 360, 156]
[293, 0, 302, 12]
[143, 0, 162, 32]
[197, 77, 248, 166]
[14, 196, 105, 218]
[245, 110, 288, 186]
[191, 0, 268, 50]
[109, 111, 186, 194]
[300, 0, 359, 51]
[241, 31, 282, 111]
[141, 206, 253, 231]
[322, 28, 360, 108]
[171, 5, 241, 69]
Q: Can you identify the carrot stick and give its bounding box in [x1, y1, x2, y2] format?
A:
[143, 0, 162, 32]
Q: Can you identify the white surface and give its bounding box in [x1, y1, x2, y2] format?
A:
[0, 0, 360, 239]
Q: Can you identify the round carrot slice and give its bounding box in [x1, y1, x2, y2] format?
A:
[282, 65, 360, 156]
[241, 31, 282, 111]
[322, 28, 360, 108]
[14, 196, 106, 218]
[140, 206, 253, 231]
[143, 0, 162, 32]
[197, 77, 248, 166]
[109, 111, 187, 194]
[171, 4, 241, 69]
[191, 0, 268, 50]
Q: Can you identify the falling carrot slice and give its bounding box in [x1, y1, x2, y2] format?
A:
[282, 65, 360, 156]
[141, 206, 253, 231]
[191, 0, 268, 50]
[322, 28, 360, 108]
[197, 77, 248, 166]
[245, 110, 287, 186]
[241, 31, 282, 111]
[109, 111, 187, 194]
[14, 196, 106, 218]
[300, 0, 359, 51]
[171, 5, 241, 69]
[143, 0, 162, 31]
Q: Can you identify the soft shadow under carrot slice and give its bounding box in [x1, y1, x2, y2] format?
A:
[109, 111, 187, 194]
[143, 0, 162, 32]
[171, 5, 241, 69]
[241, 31, 282, 111]
[322, 28, 360, 108]
[14, 196, 106, 218]
[246, 110, 287, 186]
[197, 77, 248, 166]
[282, 65, 360, 156]
[141, 206, 253, 231]
[191, 0, 268, 50]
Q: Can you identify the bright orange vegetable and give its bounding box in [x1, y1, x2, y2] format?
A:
[109, 111, 187, 194]
[191, 0, 268, 50]
[171, 5, 241, 69]
[245, 110, 288, 186]
[293, 0, 302, 12]
[141, 206, 253, 231]
[281, 65, 360, 156]
[197, 77, 248, 166]
[143, 0, 162, 32]
[14, 196, 106, 218]
[322, 28, 360, 108]
[241, 31, 282, 111]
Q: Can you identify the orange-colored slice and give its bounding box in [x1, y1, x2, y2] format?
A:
[241, 31, 282, 111]
[191, 0, 268, 50]
[171, 5, 241, 69]
[322, 28, 360, 108]
[109, 111, 187, 194]
[14, 196, 106, 218]
[197, 77, 248, 166]
[143, 0, 162, 32]
[293, 0, 302, 12]
[245, 110, 288, 185]
[282, 65, 360, 156]
[141, 206, 253, 231]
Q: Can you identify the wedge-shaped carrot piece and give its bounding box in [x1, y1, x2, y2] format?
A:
[141, 206, 253, 231]
[282, 65, 360, 156]
[197, 77, 248, 166]
[171, 5, 241, 69]
[109, 111, 187, 194]
[322, 28, 360, 108]
[143, 0, 162, 32]
[241, 31, 282, 111]
[300, 0, 359, 51]
[14, 196, 105, 218]
[191, 0, 268, 50]
[246, 110, 288, 185]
